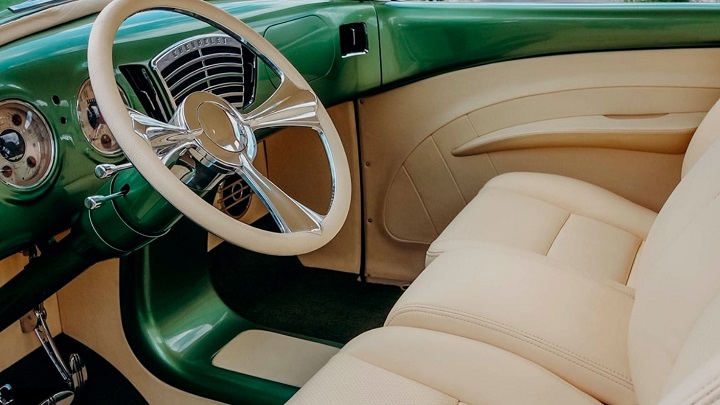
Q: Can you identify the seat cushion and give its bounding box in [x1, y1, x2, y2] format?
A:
[287, 326, 601, 405]
[389, 246, 636, 405]
[426, 172, 657, 286]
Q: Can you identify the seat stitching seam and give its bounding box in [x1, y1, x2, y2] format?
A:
[681, 373, 720, 405]
[389, 303, 632, 380]
[389, 306, 632, 384]
[625, 240, 643, 285]
[387, 304, 633, 386]
[342, 343, 596, 405]
[388, 308, 633, 390]
[545, 211, 572, 256]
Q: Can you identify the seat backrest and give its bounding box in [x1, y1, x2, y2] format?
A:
[630, 131, 720, 404]
[682, 97, 720, 177]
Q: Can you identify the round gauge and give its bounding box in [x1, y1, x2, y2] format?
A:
[0, 100, 55, 190]
[77, 79, 128, 156]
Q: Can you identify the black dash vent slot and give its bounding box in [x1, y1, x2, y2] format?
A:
[119, 65, 170, 122]
[339, 22, 368, 58]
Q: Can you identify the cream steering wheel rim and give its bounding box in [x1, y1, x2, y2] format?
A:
[88, 0, 351, 255]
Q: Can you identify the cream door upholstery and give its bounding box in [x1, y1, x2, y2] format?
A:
[287, 326, 600, 405]
[360, 49, 720, 282]
[289, 103, 720, 405]
[387, 246, 635, 405]
[425, 172, 656, 284]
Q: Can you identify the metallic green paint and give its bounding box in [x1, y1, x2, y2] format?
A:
[375, 2, 720, 87]
[120, 219, 340, 405]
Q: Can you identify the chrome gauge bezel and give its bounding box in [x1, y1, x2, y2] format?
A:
[0, 99, 56, 191]
[76, 79, 129, 156]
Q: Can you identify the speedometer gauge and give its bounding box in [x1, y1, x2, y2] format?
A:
[77, 79, 128, 156]
[0, 100, 54, 190]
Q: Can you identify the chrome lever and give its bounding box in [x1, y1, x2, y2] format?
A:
[84, 188, 128, 210]
[94, 162, 133, 179]
[31, 304, 87, 393]
[33, 304, 72, 387]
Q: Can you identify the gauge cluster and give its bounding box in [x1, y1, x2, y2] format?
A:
[0, 100, 54, 190]
[77, 79, 128, 156]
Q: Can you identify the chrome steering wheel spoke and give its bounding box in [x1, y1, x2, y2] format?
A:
[238, 153, 323, 234]
[243, 78, 321, 132]
[128, 107, 202, 164]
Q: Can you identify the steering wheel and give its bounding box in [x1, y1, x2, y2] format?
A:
[87, 0, 351, 255]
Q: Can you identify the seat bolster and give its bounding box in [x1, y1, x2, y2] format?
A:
[389, 247, 636, 405]
[288, 326, 601, 405]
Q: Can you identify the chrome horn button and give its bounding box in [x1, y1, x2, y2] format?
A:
[174, 91, 256, 170]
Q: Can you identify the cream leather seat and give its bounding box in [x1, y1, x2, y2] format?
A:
[288, 123, 720, 404]
[425, 99, 720, 285]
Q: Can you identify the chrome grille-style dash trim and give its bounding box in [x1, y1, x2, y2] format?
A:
[151, 34, 257, 110]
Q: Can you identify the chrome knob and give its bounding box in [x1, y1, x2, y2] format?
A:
[94, 162, 133, 179]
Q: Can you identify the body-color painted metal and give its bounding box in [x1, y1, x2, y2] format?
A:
[120, 219, 346, 404]
[375, 2, 720, 87]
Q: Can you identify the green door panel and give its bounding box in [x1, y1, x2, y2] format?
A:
[375, 2, 720, 86]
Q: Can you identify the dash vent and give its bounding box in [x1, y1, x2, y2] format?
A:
[217, 174, 253, 219]
[151, 34, 257, 110]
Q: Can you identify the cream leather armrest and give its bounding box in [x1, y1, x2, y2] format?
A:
[452, 112, 704, 156]
[386, 246, 636, 405]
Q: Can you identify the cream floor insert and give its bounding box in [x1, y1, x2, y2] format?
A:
[212, 329, 339, 387]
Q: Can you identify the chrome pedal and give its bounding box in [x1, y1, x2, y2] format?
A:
[67, 355, 86, 392]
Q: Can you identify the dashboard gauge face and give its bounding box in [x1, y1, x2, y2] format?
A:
[0, 100, 54, 190]
[77, 79, 128, 156]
